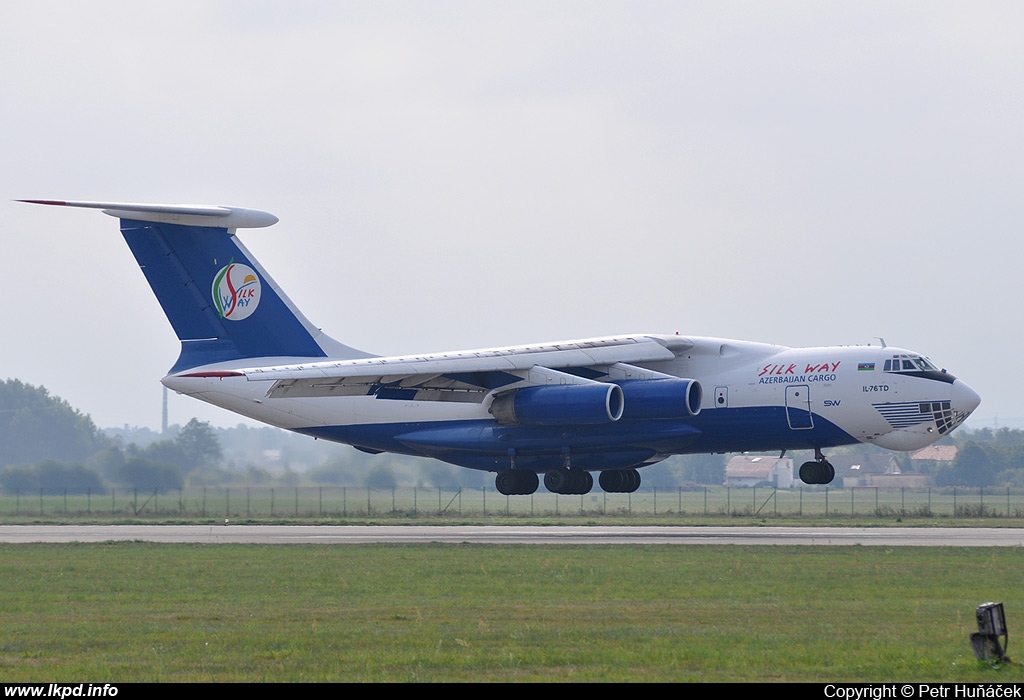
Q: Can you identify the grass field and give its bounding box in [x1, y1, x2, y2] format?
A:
[0, 543, 1021, 681]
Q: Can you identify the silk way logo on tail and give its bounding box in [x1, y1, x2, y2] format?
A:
[212, 262, 261, 321]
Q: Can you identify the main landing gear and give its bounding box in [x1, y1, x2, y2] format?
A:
[798, 448, 835, 485]
[493, 451, 644, 495]
[494, 468, 645, 495]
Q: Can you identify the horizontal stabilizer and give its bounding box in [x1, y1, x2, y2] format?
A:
[17, 199, 278, 229]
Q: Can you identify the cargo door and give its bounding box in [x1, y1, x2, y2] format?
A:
[785, 385, 813, 430]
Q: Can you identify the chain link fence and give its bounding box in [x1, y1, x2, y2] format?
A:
[3, 484, 1024, 519]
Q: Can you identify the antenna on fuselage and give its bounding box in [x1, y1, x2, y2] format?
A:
[874, 337, 887, 348]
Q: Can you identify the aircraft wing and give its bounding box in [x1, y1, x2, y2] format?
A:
[208, 335, 691, 400]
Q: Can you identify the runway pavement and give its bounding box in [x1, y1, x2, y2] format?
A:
[0, 525, 1022, 545]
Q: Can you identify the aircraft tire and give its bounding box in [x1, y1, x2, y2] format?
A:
[599, 470, 625, 492]
[576, 470, 594, 495]
[497, 470, 539, 495]
[518, 470, 539, 495]
[544, 469, 570, 494]
[546, 468, 593, 495]
[495, 471, 518, 496]
[598, 469, 641, 493]
[799, 461, 836, 485]
[799, 461, 819, 484]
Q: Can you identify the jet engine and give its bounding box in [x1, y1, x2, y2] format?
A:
[618, 378, 702, 419]
[489, 383, 624, 425]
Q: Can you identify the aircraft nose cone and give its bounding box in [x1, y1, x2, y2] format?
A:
[951, 379, 981, 414]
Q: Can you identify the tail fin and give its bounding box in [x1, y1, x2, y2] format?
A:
[20, 200, 370, 372]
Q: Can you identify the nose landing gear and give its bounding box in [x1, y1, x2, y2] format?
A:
[798, 448, 835, 485]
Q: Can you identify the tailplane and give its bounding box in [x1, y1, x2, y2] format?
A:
[19, 200, 370, 372]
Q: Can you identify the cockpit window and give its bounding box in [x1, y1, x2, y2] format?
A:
[884, 355, 938, 374]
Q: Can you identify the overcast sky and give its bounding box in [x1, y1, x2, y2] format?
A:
[2, 2, 1022, 432]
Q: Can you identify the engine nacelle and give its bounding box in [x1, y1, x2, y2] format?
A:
[619, 379, 702, 419]
[489, 383, 624, 426]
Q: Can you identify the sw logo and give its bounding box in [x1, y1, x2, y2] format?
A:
[212, 262, 261, 320]
[824, 400, 842, 407]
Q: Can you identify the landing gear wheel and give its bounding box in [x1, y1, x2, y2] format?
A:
[519, 470, 539, 495]
[496, 470, 539, 495]
[495, 471, 518, 496]
[545, 468, 593, 495]
[544, 469, 569, 494]
[578, 470, 594, 495]
[799, 459, 835, 485]
[598, 468, 641, 493]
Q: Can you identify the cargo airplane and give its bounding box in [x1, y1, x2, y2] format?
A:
[20, 200, 981, 494]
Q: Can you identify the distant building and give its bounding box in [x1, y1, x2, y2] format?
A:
[909, 444, 959, 485]
[829, 453, 927, 488]
[725, 455, 794, 488]
[910, 444, 959, 468]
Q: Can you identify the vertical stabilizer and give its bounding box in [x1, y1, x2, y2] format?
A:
[19, 200, 371, 372]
